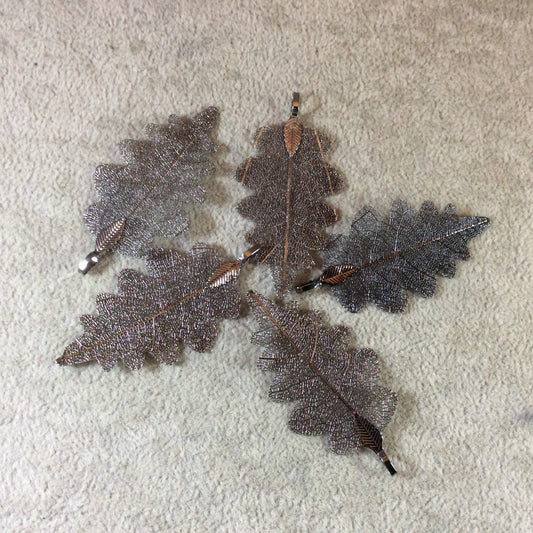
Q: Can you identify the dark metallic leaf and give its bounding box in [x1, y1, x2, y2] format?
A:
[59, 245, 241, 371]
[236, 95, 342, 294]
[80, 107, 219, 273]
[248, 291, 398, 474]
[297, 201, 489, 312]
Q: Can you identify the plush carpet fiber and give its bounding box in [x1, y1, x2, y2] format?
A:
[1, 1, 532, 531]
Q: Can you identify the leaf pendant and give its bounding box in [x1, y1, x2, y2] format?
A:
[80, 107, 219, 273]
[236, 93, 342, 294]
[297, 201, 489, 312]
[59, 245, 257, 371]
[248, 291, 398, 474]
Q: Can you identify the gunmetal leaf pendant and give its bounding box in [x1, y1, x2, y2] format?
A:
[80, 107, 219, 273]
[248, 291, 398, 474]
[297, 201, 489, 312]
[60, 245, 251, 371]
[236, 93, 342, 294]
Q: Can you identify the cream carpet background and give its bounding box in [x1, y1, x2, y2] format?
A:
[1, 1, 532, 531]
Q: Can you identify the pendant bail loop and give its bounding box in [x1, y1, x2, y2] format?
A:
[291, 92, 300, 117]
[238, 245, 260, 263]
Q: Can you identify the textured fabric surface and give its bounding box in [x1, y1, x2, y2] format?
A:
[1, 1, 532, 531]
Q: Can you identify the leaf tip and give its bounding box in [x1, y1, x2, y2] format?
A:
[479, 216, 490, 228]
[247, 290, 268, 314]
[56, 351, 76, 367]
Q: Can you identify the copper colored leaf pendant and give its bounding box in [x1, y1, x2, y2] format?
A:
[297, 201, 489, 313]
[236, 93, 342, 294]
[248, 291, 398, 474]
[59, 245, 249, 371]
[79, 107, 219, 273]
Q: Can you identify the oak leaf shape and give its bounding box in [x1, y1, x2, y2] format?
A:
[59, 245, 240, 371]
[236, 109, 342, 294]
[248, 291, 398, 474]
[82, 107, 219, 269]
[298, 201, 489, 313]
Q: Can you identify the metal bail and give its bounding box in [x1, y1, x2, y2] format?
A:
[377, 450, 397, 476]
[295, 279, 321, 293]
[79, 251, 100, 275]
[291, 92, 300, 117]
[238, 245, 261, 263]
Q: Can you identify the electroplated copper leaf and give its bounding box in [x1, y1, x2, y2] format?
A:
[248, 291, 398, 474]
[312, 201, 489, 312]
[236, 97, 342, 294]
[82, 107, 219, 267]
[59, 245, 240, 371]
